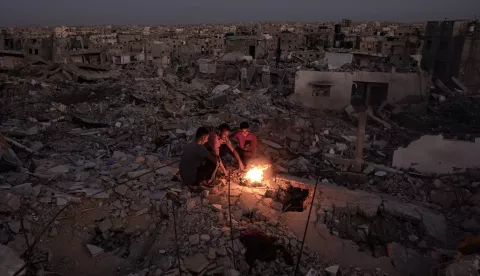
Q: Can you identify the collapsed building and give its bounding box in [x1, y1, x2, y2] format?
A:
[0, 22, 480, 276]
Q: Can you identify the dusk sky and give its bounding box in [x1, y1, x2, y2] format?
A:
[0, 0, 479, 26]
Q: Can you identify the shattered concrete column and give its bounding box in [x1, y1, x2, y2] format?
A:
[262, 65, 270, 88]
[240, 67, 247, 91]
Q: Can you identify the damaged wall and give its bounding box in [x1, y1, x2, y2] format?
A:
[293, 71, 430, 110]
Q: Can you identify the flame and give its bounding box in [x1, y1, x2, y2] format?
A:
[244, 165, 269, 183]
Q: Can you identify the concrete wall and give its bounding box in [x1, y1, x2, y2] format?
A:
[293, 71, 430, 110]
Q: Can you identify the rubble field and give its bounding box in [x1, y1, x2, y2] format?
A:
[1, 64, 480, 276]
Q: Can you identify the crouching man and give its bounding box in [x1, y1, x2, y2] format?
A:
[179, 127, 218, 186]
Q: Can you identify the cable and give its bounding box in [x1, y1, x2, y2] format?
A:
[293, 175, 319, 276]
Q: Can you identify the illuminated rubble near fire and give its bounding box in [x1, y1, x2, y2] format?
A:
[243, 165, 270, 183]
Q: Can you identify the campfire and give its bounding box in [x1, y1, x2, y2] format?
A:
[243, 165, 270, 183]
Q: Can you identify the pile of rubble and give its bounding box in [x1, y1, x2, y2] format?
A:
[1, 63, 480, 276]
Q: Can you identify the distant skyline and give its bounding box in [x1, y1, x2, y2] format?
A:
[0, 0, 478, 27]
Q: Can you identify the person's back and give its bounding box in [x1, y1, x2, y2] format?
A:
[179, 141, 209, 186]
[179, 127, 217, 186]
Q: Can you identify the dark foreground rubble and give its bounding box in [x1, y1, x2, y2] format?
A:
[0, 65, 480, 276]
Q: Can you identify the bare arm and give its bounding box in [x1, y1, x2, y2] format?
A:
[226, 141, 245, 170]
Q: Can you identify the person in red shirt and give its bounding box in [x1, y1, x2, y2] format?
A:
[207, 123, 245, 176]
[229, 122, 257, 166]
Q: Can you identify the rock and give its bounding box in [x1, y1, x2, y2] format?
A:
[128, 169, 152, 179]
[261, 139, 282, 149]
[271, 202, 283, 210]
[49, 228, 58, 237]
[0, 192, 21, 212]
[374, 171, 387, 177]
[217, 245, 227, 256]
[155, 166, 177, 178]
[49, 165, 69, 173]
[290, 239, 298, 248]
[187, 199, 196, 212]
[225, 269, 241, 276]
[10, 183, 33, 197]
[408, 235, 419, 242]
[32, 185, 41, 197]
[387, 242, 437, 276]
[86, 244, 104, 257]
[98, 219, 113, 232]
[445, 254, 480, 276]
[200, 234, 211, 242]
[433, 179, 446, 189]
[56, 197, 67, 206]
[183, 253, 209, 273]
[207, 247, 216, 259]
[335, 143, 348, 152]
[8, 221, 21, 233]
[136, 156, 146, 164]
[211, 204, 222, 211]
[189, 234, 200, 245]
[114, 184, 128, 196]
[287, 133, 302, 142]
[325, 265, 339, 276]
[112, 151, 126, 159]
[430, 190, 456, 208]
[0, 244, 26, 276]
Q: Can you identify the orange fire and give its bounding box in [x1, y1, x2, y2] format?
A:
[244, 165, 269, 183]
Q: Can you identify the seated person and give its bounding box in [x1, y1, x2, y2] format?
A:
[229, 122, 257, 166]
[179, 127, 218, 186]
[207, 123, 245, 176]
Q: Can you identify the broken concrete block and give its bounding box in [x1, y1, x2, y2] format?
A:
[128, 169, 152, 179]
[324, 265, 339, 276]
[86, 244, 104, 257]
[98, 218, 112, 232]
[261, 139, 282, 149]
[49, 165, 69, 173]
[183, 253, 209, 273]
[0, 244, 26, 276]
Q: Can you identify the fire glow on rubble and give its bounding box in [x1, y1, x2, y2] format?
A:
[243, 165, 269, 183]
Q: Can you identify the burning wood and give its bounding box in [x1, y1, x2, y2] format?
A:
[243, 165, 269, 183]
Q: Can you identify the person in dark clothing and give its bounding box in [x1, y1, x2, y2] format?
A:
[229, 122, 258, 166]
[179, 127, 218, 186]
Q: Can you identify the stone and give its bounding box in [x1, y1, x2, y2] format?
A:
[433, 179, 446, 189]
[445, 254, 480, 276]
[0, 244, 25, 276]
[287, 133, 301, 142]
[0, 192, 21, 212]
[261, 139, 282, 149]
[49, 165, 69, 173]
[10, 183, 33, 197]
[114, 184, 128, 196]
[290, 239, 298, 248]
[225, 269, 241, 276]
[211, 204, 222, 211]
[387, 242, 437, 276]
[56, 197, 67, 206]
[189, 234, 200, 245]
[112, 151, 126, 159]
[8, 221, 21, 233]
[200, 234, 211, 242]
[271, 202, 283, 210]
[374, 171, 387, 177]
[128, 169, 152, 179]
[325, 265, 339, 276]
[216, 245, 227, 256]
[98, 219, 113, 232]
[183, 253, 209, 273]
[187, 199, 196, 212]
[86, 244, 104, 257]
[408, 235, 419, 242]
[335, 143, 348, 152]
[430, 190, 456, 208]
[49, 228, 58, 237]
[207, 247, 216, 259]
[320, 187, 381, 218]
[136, 156, 146, 163]
[155, 166, 177, 178]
